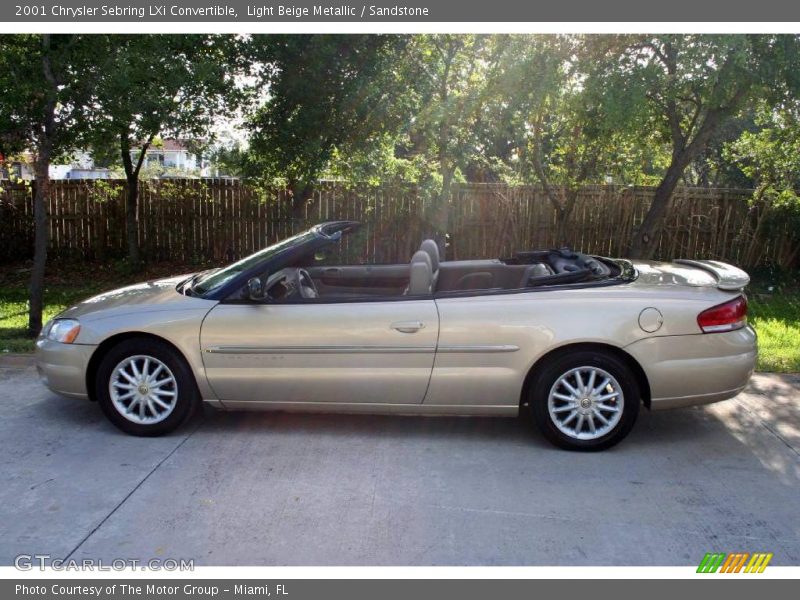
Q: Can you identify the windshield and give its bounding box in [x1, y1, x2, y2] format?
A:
[192, 231, 317, 296]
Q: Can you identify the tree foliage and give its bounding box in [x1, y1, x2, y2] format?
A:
[245, 34, 409, 213]
[237, 34, 800, 257]
[83, 34, 245, 265]
[0, 34, 104, 334]
[4, 34, 800, 322]
[583, 34, 800, 257]
[725, 101, 800, 266]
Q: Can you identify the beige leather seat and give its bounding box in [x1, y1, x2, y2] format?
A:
[406, 250, 433, 295]
[419, 239, 440, 290]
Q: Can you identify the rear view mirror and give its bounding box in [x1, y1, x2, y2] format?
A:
[247, 277, 264, 300]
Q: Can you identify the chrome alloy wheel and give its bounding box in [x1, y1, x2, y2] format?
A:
[547, 366, 624, 441]
[109, 355, 178, 425]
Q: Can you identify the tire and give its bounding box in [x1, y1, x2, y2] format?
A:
[95, 338, 199, 436]
[529, 350, 640, 451]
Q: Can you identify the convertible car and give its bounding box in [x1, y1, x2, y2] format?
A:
[36, 221, 757, 450]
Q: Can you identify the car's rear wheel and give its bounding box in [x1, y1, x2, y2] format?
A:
[529, 350, 640, 451]
[95, 338, 199, 436]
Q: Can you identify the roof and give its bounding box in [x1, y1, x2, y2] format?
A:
[132, 139, 192, 152]
[156, 139, 190, 151]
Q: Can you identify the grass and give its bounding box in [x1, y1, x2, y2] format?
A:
[0, 260, 199, 354]
[0, 284, 104, 353]
[748, 293, 800, 372]
[1, 260, 799, 373]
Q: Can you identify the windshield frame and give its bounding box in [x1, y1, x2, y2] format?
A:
[192, 221, 360, 301]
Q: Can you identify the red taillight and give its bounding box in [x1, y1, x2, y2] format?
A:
[697, 296, 748, 333]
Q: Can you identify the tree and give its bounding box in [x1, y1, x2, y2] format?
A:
[725, 101, 800, 266]
[498, 37, 603, 244]
[464, 36, 666, 245]
[84, 35, 245, 266]
[0, 34, 101, 335]
[679, 112, 755, 188]
[245, 34, 409, 216]
[585, 34, 800, 258]
[396, 35, 511, 252]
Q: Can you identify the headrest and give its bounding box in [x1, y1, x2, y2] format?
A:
[411, 250, 432, 269]
[419, 239, 440, 272]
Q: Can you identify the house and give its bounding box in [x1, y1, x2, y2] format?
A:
[131, 139, 211, 176]
[0, 151, 112, 181]
[1, 139, 214, 180]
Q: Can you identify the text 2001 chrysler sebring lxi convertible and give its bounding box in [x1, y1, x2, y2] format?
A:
[36, 221, 756, 450]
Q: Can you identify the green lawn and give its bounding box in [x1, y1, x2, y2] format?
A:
[1, 263, 799, 373]
[0, 261, 198, 354]
[748, 294, 800, 372]
[0, 283, 105, 352]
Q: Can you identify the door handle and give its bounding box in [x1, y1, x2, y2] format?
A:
[391, 320, 425, 333]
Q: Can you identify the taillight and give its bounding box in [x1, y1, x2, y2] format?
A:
[697, 296, 748, 333]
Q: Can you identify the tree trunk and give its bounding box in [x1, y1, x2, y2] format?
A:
[554, 189, 581, 247]
[554, 209, 569, 248]
[289, 181, 315, 221]
[28, 34, 56, 337]
[125, 174, 140, 266]
[432, 166, 454, 259]
[27, 147, 51, 336]
[120, 133, 151, 269]
[628, 156, 689, 259]
[628, 101, 734, 259]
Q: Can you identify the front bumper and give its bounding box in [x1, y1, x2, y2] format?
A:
[35, 338, 96, 400]
[625, 325, 757, 410]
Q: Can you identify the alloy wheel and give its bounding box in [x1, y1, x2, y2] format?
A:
[547, 366, 624, 441]
[109, 355, 178, 425]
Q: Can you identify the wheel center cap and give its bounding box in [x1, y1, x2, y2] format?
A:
[580, 398, 591, 408]
[138, 384, 149, 395]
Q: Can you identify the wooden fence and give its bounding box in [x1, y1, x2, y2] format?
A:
[0, 179, 797, 268]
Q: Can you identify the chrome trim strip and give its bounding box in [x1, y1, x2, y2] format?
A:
[205, 345, 436, 354]
[207, 399, 520, 417]
[205, 344, 519, 355]
[437, 344, 520, 353]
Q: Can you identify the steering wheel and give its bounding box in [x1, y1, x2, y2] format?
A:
[296, 269, 319, 299]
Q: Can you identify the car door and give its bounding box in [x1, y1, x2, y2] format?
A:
[200, 298, 439, 406]
[425, 293, 537, 408]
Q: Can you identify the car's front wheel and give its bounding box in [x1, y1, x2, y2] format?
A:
[529, 350, 640, 451]
[95, 338, 199, 436]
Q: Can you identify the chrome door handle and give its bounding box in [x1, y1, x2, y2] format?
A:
[391, 321, 425, 333]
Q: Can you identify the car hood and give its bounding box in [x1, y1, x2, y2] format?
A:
[58, 275, 217, 321]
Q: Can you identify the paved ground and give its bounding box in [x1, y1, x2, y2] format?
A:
[1, 357, 798, 566]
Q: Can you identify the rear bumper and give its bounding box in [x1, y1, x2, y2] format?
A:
[625, 326, 757, 410]
[35, 339, 96, 400]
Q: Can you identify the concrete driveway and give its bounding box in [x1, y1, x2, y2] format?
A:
[1, 356, 798, 566]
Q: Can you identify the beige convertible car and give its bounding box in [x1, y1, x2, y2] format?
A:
[36, 221, 756, 450]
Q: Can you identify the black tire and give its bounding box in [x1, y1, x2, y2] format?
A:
[529, 350, 640, 451]
[95, 338, 199, 436]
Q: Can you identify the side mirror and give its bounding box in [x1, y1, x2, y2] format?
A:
[247, 277, 264, 300]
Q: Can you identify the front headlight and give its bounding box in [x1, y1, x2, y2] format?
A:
[46, 319, 81, 344]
